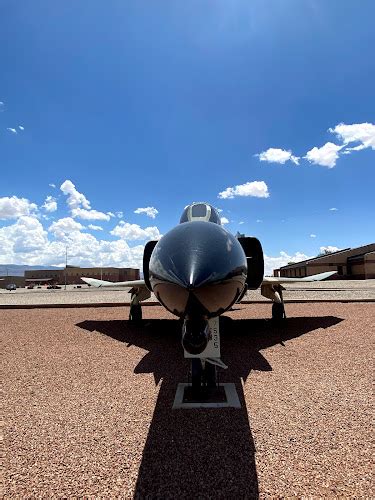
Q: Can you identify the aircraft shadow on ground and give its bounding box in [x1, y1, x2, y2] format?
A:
[77, 314, 343, 498]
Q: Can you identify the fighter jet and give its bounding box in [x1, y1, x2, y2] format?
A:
[82, 202, 334, 394]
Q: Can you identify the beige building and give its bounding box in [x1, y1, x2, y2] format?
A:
[0, 276, 26, 289]
[24, 267, 140, 285]
[274, 243, 375, 279]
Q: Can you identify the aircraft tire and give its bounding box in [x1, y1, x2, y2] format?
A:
[272, 302, 285, 322]
[129, 304, 142, 322]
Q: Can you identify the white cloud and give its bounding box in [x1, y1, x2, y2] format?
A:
[60, 180, 90, 210]
[49, 183, 56, 188]
[329, 122, 375, 151]
[310, 234, 316, 238]
[238, 221, 245, 225]
[0, 216, 48, 259]
[319, 245, 341, 254]
[49, 217, 85, 239]
[110, 221, 161, 241]
[218, 181, 269, 199]
[256, 219, 262, 223]
[18, 125, 24, 131]
[42, 196, 57, 213]
[134, 207, 159, 219]
[60, 180, 111, 221]
[220, 217, 229, 224]
[264, 251, 312, 276]
[88, 224, 103, 231]
[71, 207, 111, 221]
[329, 207, 338, 211]
[116, 211, 124, 219]
[0, 196, 37, 220]
[0, 215, 147, 269]
[257, 148, 300, 165]
[7, 127, 17, 134]
[304, 142, 342, 168]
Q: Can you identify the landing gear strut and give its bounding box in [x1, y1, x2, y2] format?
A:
[191, 358, 217, 397]
[128, 286, 151, 323]
[272, 285, 286, 323]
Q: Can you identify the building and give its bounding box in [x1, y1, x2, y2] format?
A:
[274, 243, 375, 279]
[0, 276, 26, 289]
[24, 267, 140, 285]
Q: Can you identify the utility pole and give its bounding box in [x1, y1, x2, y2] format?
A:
[64, 246, 68, 290]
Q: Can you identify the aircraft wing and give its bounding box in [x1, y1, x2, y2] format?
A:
[81, 277, 146, 288]
[259, 271, 337, 303]
[262, 271, 337, 284]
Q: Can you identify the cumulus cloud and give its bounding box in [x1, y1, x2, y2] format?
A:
[60, 180, 90, 210]
[263, 251, 312, 276]
[304, 142, 342, 168]
[257, 148, 300, 165]
[88, 224, 103, 231]
[49, 183, 56, 188]
[42, 196, 57, 213]
[71, 207, 111, 221]
[18, 125, 24, 131]
[116, 211, 124, 219]
[60, 179, 112, 221]
[49, 217, 85, 239]
[0, 196, 37, 220]
[0, 216, 48, 257]
[329, 122, 375, 152]
[0, 214, 149, 269]
[110, 221, 161, 241]
[329, 207, 338, 211]
[238, 221, 245, 225]
[319, 245, 341, 254]
[220, 217, 229, 224]
[6, 127, 17, 134]
[256, 219, 262, 223]
[134, 207, 159, 219]
[310, 234, 316, 238]
[218, 181, 269, 199]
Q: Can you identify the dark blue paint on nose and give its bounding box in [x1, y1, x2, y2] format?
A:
[149, 221, 247, 289]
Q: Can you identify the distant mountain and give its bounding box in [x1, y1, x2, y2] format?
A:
[0, 264, 63, 277]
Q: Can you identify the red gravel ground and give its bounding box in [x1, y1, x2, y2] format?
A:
[2, 303, 374, 498]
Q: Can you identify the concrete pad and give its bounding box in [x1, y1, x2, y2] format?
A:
[172, 383, 241, 409]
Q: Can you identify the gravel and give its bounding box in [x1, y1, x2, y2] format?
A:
[2, 303, 374, 498]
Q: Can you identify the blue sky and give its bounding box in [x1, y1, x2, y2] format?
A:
[1, 0, 374, 273]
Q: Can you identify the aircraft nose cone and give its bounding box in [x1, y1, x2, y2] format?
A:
[149, 221, 247, 289]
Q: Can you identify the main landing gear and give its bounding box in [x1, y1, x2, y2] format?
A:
[128, 287, 151, 323]
[261, 283, 287, 323]
[271, 285, 286, 323]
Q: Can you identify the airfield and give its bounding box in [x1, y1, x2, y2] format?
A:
[2, 282, 374, 497]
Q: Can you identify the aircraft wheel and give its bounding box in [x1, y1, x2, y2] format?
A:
[129, 303, 142, 322]
[272, 302, 285, 322]
[191, 358, 202, 395]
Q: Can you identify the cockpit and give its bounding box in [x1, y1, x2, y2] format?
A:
[179, 202, 221, 225]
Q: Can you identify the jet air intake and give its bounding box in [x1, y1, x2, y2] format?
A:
[182, 318, 209, 355]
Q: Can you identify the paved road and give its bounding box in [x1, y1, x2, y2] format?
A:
[1, 279, 374, 306]
[2, 303, 374, 497]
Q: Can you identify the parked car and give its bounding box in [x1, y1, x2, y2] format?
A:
[6, 283, 17, 291]
[27, 285, 34, 289]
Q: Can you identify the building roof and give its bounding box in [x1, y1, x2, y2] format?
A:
[279, 247, 350, 269]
